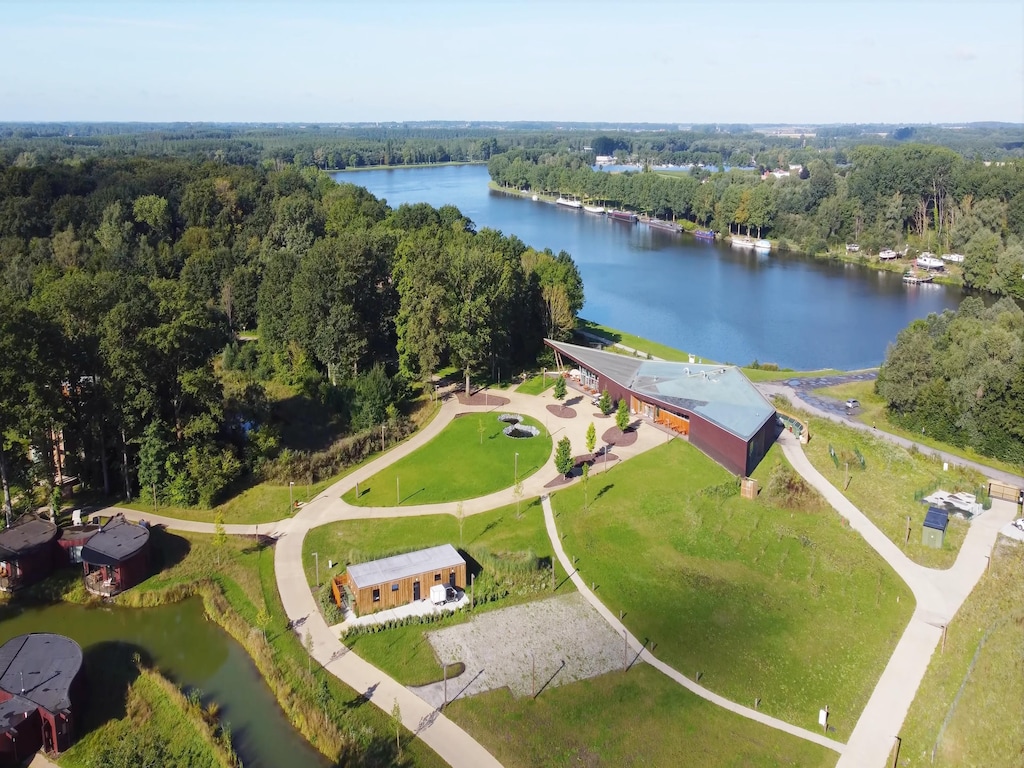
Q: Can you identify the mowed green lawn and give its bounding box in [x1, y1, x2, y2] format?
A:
[803, 415, 979, 568]
[897, 541, 1024, 767]
[551, 441, 913, 738]
[343, 413, 551, 506]
[309, 498, 572, 685]
[515, 373, 555, 395]
[449, 665, 836, 768]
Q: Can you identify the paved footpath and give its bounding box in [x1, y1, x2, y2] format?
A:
[777, 431, 1017, 768]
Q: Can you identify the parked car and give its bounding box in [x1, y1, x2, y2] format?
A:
[845, 399, 860, 409]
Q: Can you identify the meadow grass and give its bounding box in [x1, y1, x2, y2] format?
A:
[516, 373, 555, 395]
[801, 415, 981, 568]
[812, 379, 1024, 477]
[449, 664, 838, 768]
[343, 413, 551, 507]
[306, 498, 573, 685]
[897, 541, 1024, 767]
[551, 440, 913, 738]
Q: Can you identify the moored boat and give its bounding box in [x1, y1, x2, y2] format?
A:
[583, 205, 606, 215]
[903, 271, 934, 284]
[693, 229, 716, 241]
[754, 239, 772, 252]
[643, 218, 683, 233]
[556, 197, 582, 209]
[730, 235, 755, 249]
[608, 210, 638, 223]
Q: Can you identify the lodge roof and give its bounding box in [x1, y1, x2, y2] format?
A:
[0, 515, 58, 560]
[0, 634, 82, 715]
[346, 544, 465, 589]
[546, 339, 776, 440]
[81, 514, 149, 566]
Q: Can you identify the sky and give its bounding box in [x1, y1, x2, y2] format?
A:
[1, 0, 1021, 125]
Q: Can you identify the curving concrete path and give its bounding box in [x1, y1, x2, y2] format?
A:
[776, 431, 1017, 768]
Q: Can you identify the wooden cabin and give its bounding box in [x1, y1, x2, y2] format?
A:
[0, 515, 59, 593]
[339, 544, 466, 615]
[0, 634, 84, 763]
[80, 514, 150, 596]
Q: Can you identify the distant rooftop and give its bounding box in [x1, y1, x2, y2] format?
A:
[347, 544, 465, 589]
[0, 634, 82, 714]
[81, 514, 149, 566]
[546, 340, 775, 439]
[0, 515, 58, 559]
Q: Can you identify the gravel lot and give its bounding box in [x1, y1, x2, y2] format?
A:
[411, 592, 632, 707]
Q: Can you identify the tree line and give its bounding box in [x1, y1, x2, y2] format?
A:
[876, 297, 1024, 464]
[0, 155, 582, 519]
[488, 145, 1024, 299]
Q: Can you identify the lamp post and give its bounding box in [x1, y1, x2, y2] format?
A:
[313, 552, 320, 588]
[289, 481, 295, 512]
[514, 452, 519, 485]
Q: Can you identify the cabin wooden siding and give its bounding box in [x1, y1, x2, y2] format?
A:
[344, 561, 467, 615]
[689, 416, 749, 476]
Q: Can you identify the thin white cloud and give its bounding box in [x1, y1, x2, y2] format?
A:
[952, 46, 977, 61]
[54, 14, 197, 32]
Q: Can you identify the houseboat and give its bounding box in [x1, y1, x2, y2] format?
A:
[608, 210, 638, 223]
[643, 218, 683, 233]
[555, 197, 582, 209]
[692, 229, 716, 241]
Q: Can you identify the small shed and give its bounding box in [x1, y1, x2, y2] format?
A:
[0, 633, 84, 761]
[340, 544, 466, 615]
[922, 506, 949, 549]
[57, 524, 101, 567]
[80, 514, 150, 596]
[0, 515, 59, 592]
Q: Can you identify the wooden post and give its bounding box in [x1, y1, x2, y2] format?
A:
[905, 516, 911, 546]
[890, 736, 901, 767]
[941, 624, 947, 653]
[355, 480, 360, 498]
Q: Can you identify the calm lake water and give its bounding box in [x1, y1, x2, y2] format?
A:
[335, 164, 967, 370]
[0, 599, 328, 768]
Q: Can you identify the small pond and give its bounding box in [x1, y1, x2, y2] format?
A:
[0, 598, 328, 768]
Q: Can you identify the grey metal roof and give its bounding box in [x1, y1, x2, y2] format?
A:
[546, 339, 775, 440]
[346, 544, 464, 589]
[924, 507, 949, 532]
[0, 693, 37, 733]
[0, 515, 58, 559]
[0, 634, 82, 714]
[81, 514, 149, 566]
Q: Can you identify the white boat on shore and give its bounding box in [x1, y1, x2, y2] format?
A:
[916, 254, 944, 270]
[878, 249, 899, 260]
[754, 239, 771, 252]
[941, 253, 965, 263]
[556, 197, 582, 209]
[583, 204, 606, 215]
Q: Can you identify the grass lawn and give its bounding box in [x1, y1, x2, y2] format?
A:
[449, 664, 837, 768]
[516, 373, 555, 395]
[802, 416, 981, 568]
[343, 413, 551, 507]
[306, 498, 574, 685]
[812, 379, 1024, 477]
[551, 440, 913, 738]
[896, 541, 1024, 767]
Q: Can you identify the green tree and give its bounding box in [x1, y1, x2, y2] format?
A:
[213, 512, 227, 566]
[553, 375, 566, 402]
[599, 389, 611, 415]
[555, 436, 574, 477]
[585, 421, 596, 455]
[137, 420, 170, 506]
[616, 398, 630, 432]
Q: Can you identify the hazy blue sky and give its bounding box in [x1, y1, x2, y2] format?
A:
[2, 0, 1021, 124]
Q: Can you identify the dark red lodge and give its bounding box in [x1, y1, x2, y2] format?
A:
[545, 339, 780, 476]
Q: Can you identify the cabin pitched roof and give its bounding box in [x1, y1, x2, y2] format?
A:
[346, 544, 465, 589]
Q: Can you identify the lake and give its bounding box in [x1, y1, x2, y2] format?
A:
[334, 164, 967, 370]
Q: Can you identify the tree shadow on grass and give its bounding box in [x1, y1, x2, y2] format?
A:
[147, 526, 191, 573]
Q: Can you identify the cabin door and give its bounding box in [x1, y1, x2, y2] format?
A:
[413, 581, 420, 601]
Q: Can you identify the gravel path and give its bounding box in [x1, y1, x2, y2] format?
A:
[411, 593, 632, 708]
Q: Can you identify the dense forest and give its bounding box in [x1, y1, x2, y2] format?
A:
[488, 145, 1024, 299]
[876, 297, 1024, 464]
[0, 155, 582, 520]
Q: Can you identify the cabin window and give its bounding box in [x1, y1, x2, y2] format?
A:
[391, 583, 399, 591]
[434, 572, 441, 581]
[68, 545, 84, 564]
[372, 588, 380, 602]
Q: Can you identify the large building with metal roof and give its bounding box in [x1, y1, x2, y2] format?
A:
[546, 339, 781, 476]
[338, 544, 466, 615]
[0, 633, 84, 762]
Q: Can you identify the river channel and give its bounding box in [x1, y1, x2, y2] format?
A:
[0, 598, 327, 768]
[335, 164, 968, 371]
